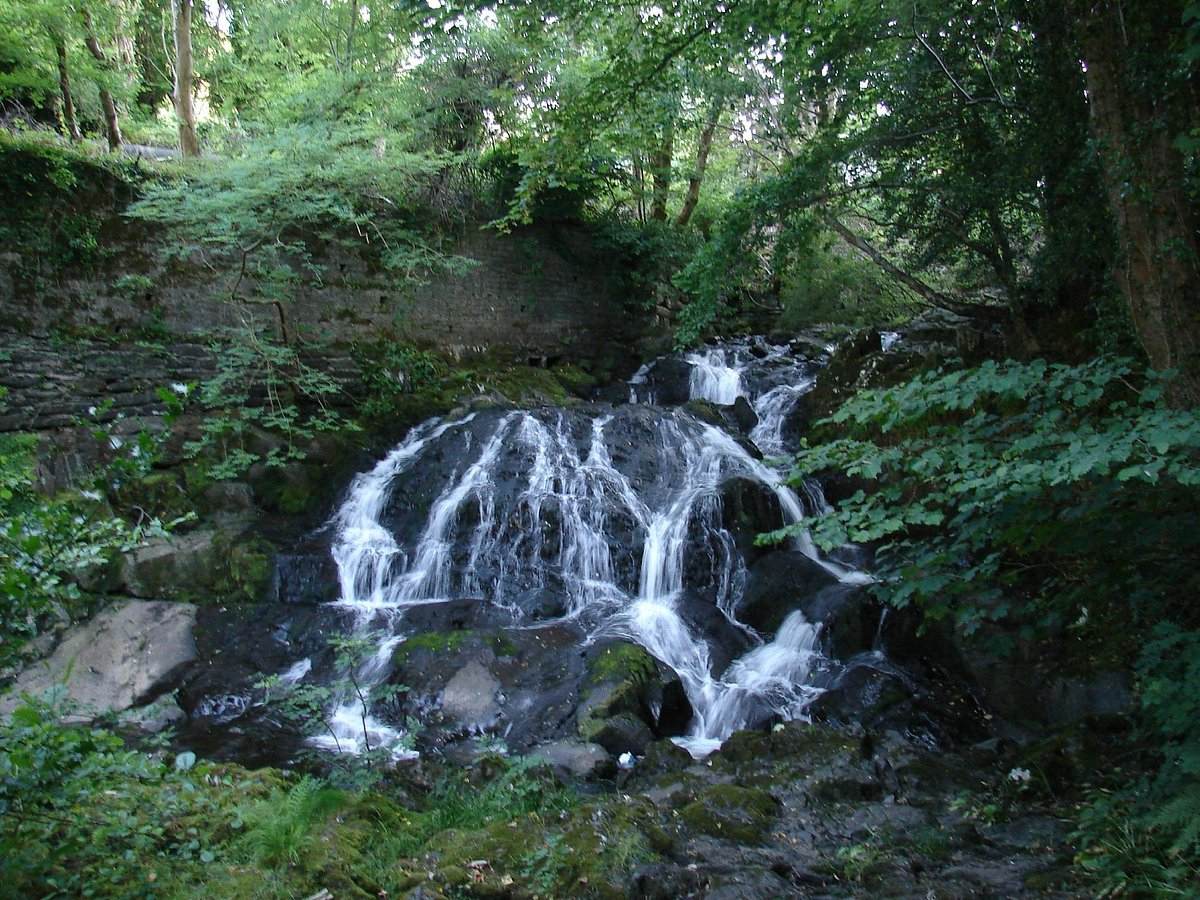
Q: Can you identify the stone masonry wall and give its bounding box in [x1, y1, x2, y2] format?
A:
[0, 220, 634, 363]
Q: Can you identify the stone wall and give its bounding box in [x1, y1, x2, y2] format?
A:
[0, 217, 635, 364]
[0, 337, 363, 434]
[0, 156, 645, 439]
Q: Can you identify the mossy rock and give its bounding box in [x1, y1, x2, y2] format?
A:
[683, 399, 726, 427]
[553, 364, 599, 398]
[576, 642, 665, 752]
[112, 471, 191, 522]
[587, 642, 657, 686]
[677, 784, 780, 844]
[391, 630, 516, 665]
[120, 526, 277, 604]
[714, 722, 858, 772]
[392, 629, 474, 663]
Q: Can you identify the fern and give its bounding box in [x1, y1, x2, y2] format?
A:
[240, 777, 346, 868]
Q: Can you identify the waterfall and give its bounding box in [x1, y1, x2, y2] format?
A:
[687, 347, 743, 404]
[311, 340, 866, 760]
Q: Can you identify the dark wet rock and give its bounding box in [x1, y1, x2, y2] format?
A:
[737, 551, 840, 635]
[582, 711, 655, 755]
[388, 622, 587, 752]
[675, 592, 756, 675]
[642, 357, 694, 405]
[805, 583, 883, 657]
[811, 655, 991, 749]
[1043, 672, 1133, 724]
[718, 477, 783, 562]
[273, 539, 339, 605]
[628, 863, 704, 900]
[730, 395, 758, 433]
[398, 598, 513, 634]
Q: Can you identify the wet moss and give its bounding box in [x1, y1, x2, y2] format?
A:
[392, 629, 474, 662]
[677, 784, 779, 844]
[587, 642, 656, 686]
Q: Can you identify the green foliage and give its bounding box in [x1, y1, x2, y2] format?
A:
[0, 136, 134, 281]
[239, 776, 347, 868]
[389, 755, 576, 857]
[769, 358, 1200, 636]
[0, 422, 169, 670]
[777, 239, 922, 331]
[0, 693, 277, 897]
[778, 357, 1200, 892]
[1138, 627, 1200, 838]
[126, 123, 472, 317]
[352, 340, 445, 422]
[179, 329, 357, 480]
[1068, 624, 1200, 894]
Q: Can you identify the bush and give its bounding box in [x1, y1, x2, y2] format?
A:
[773, 357, 1200, 893]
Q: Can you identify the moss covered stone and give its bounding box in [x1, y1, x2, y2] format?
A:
[587, 642, 657, 686]
[677, 784, 780, 845]
[388, 628, 472, 667]
[120, 526, 277, 604]
[577, 642, 660, 751]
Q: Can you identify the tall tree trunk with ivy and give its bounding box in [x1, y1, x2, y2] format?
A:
[172, 0, 199, 157]
[52, 35, 81, 142]
[81, 7, 123, 151]
[1076, 0, 1200, 405]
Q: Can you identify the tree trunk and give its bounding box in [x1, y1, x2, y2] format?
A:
[675, 97, 722, 228]
[1075, 1, 1200, 405]
[81, 8, 123, 151]
[53, 36, 82, 142]
[172, 0, 200, 157]
[825, 214, 1005, 322]
[649, 122, 674, 222]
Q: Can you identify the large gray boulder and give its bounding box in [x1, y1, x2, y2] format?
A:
[0, 600, 197, 721]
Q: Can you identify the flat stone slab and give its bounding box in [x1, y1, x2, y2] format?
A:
[440, 659, 501, 727]
[0, 600, 197, 720]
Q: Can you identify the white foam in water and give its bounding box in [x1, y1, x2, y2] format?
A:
[687, 347, 744, 404]
[311, 341, 868, 760]
[280, 658, 312, 684]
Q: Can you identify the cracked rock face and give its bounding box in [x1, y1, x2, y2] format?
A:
[1, 600, 197, 721]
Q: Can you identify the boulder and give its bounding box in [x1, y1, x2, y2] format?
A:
[440, 659, 502, 728]
[537, 740, 615, 778]
[0, 600, 197, 721]
[737, 551, 841, 635]
[582, 711, 656, 756]
[729, 395, 759, 433]
[644, 357, 694, 405]
[120, 527, 276, 604]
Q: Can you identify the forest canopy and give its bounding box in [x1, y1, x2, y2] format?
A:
[2, 0, 1196, 392]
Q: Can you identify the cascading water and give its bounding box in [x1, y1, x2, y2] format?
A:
[308, 339, 866, 760]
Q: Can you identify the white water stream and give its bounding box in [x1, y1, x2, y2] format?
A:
[312, 341, 865, 759]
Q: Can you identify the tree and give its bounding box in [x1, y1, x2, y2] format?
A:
[51, 30, 81, 140]
[172, 0, 198, 156]
[1073, 0, 1200, 405]
[80, 5, 122, 150]
[675, 92, 722, 228]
